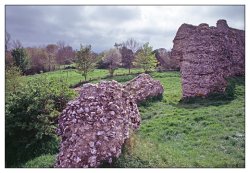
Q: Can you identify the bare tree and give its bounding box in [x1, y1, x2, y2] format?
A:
[46, 44, 58, 71]
[5, 32, 11, 51]
[114, 42, 122, 49]
[57, 41, 65, 49]
[5, 32, 13, 67]
[103, 48, 122, 77]
[12, 40, 22, 49]
[26, 47, 48, 73]
[56, 45, 75, 65]
[122, 38, 141, 53]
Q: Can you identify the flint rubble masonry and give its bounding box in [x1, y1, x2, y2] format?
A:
[55, 74, 164, 168]
[171, 19, 245, 98]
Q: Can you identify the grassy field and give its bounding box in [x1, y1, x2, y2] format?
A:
[24, 68, 144, 87]
[23, 69, 245, 168]
[113, 72, 245, 168]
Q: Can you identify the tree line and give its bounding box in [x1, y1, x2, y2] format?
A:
[6, 32, 158, 79]
[75, 38, 158, 81]
[6, 32, 75, 74]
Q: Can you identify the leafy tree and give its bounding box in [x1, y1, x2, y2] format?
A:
[5, 76, 76, 167]
[103, 48, 122, 77]
[133, 42, 157, 73]
[11, 47, 29, 73]
[76, 44, 97, 81]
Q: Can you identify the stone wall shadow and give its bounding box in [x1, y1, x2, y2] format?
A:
[174, 76, 244, 109]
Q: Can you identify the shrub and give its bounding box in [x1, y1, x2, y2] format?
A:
[5, 66, 23, 97]
[22, 154, 56, 168]
[5, 75, 76, 167]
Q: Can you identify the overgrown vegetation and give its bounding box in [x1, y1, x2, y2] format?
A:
[5, 75, 76, 167]
[5, 66, 24, 97]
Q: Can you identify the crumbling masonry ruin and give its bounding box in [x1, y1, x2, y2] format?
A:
[171, 19, 245, 98]
[55, 74, 164, 168]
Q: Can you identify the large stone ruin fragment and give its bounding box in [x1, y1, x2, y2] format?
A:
[124, 73, 164, 103]
[171, 19, 245, 98]
[154, 48, 180, 71]
[55, 74, 164, 168]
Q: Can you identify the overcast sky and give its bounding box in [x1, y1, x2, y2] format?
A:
[6, 5, 245, 52]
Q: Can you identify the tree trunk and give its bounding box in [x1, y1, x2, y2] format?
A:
[84, 73, 87, 81]
[109, 65, 113, 77]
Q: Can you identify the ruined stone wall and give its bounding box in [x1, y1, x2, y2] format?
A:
[171, 19, 245, 98]
[55, 74, 164, 168]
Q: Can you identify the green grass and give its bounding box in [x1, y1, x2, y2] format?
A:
[25, 68, 144, 87]
[113, 72, 245, 168]
[22, 70, 245, 168]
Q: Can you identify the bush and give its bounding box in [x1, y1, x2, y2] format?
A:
[5, 75, 76, 167]
[22, 154, 56, 168]
[5, 66, 23, 97]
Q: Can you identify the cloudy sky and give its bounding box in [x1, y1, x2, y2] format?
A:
[6, 5, 245, 52]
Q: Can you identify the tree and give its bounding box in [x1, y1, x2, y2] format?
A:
[120, 46, 134, 74]
[5, 51, 14, 67]
[5, 32, 13, 67]
[56, 45, 75, 65]
[75, 44, 97, 81]
[26, 47, 49, 74]
[103, 48, 122, 77]
[11, 47, 29, 73]
[119, 38, 141, 73]
[122, 38, 141, 54]
[133, 42, 157, 73]
[46, 44, 58, 71]
[5, 31, 11, 51]
[12, 40, 22, 49]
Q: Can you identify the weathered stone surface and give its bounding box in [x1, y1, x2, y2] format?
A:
[171, 19, 245, 98]
[154, 48, 180, 71]
[124, 73, 164, 103]
[55, 74, 164, 168]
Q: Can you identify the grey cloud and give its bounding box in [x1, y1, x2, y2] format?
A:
[6, 5, 245, 53]
[89, 6, 140, 24]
